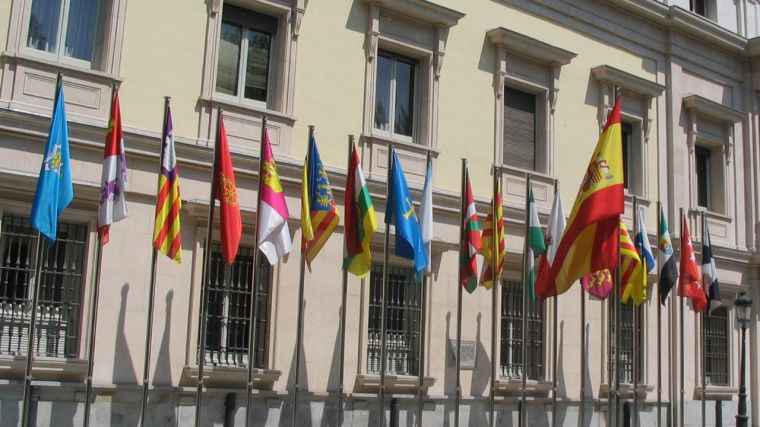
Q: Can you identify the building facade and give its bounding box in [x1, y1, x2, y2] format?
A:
[0, 0, 759, 425]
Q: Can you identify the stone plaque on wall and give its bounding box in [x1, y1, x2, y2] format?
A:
[449, 340, 477, 369]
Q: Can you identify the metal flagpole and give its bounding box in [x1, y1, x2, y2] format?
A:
[679, 208, 685, 427]
[455, 158, 466, 427]
[489, 166, 500, 427]
[607, 266, 613, 427]
[379, 144, 394, 426]
[580, 276, 587, 426]
[551, 179, 559, 427]
[656, 201, 662, 427]
[700, 212, 706, 427]
[137, 95, 169, 427]
[417, 151, 432, 427]
[292, 125, 315, 427]
[21, 71, 63, 427]
[246, 115, 268, 426]
[519, 174, 531, 427]
[338, 135, 354, 427]
[633, 197, 639, 427]
[194, 108, 223, 427]
[615, 249, 622, 427]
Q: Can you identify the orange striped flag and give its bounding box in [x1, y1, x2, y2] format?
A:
[152, 105, 182, 262]
[479, 180, 505, 290]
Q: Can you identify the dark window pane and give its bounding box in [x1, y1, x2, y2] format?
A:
[27, 0, 62, 53]
[691, 0, 707, 16]
[695, 146, 711, 209]
[500, 280, 543, 380]
[394, 60, 415, 137]
[621, 122, 633, 191]
[0, 215, 86, 358]
[374, 55, 392, 132]
[504, 88, 537, 170]
[64, 0, 102, 61]
[704, 307, 729, 386]
[244, 30, 272, 102]
[216, 21, 243, 96]
[616, 301, 643, 384]
[367, 264, 421, 376]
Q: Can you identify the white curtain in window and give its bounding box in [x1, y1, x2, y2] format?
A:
[64, 0, 101, 61]
[27, 0, 62, 53]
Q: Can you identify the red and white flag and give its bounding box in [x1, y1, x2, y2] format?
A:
[97, 89, 128, 244]
[678, 212, 706, 312]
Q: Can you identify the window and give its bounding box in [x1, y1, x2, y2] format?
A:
[695, 146, 712, 210]
[690, 0, 707, 17]
[500, 280, 544, 380]
[704, 307, 729, 386]
[367, 264, 422, 376]
[0, 215, 87, 358]
[374, 51, 417, 141]
[203, 244, 272, 368]
[615, 301, 643, 384]
[215, 4, 277, 106]
[621, 122, 633, 191]
[26, 0, 109, 67]
[504, 88, 537, 171]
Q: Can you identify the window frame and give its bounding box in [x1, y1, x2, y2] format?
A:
[499, 279, 546, 381]
[372, 49, 419, 144]
[703, 306, 730, 387]
[213, 3, 279, 110]
[695, 145, 713, 210]
[502, 85, 542, 172]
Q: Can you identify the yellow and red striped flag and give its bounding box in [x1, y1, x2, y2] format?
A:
[479, 180, 504, 290]
[619, 221, 646, 305]
[152, 105, 182, 263]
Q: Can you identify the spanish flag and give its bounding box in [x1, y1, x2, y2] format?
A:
[549, 97, 625, 295]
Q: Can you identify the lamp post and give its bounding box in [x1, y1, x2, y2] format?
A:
[735, 291, 752, 427]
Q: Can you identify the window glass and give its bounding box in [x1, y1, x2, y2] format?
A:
[64, 0, 102, 61]
[374, 51, 417, 140]
[696, 146, 711, 209]
[394, 59, 415, 137]
[244, 30, 272, 102]
[617, 301, 643, 384]
[501, 280, 544, 380]
[216, 22, 243, 96]
[374, 55, 392, 132]
[704, 307, 729, 386]
[27, 0, 62, 53]
[621, 122, 633, 191]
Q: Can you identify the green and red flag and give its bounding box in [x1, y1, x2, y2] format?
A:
[460, 165, 481, 293]
[343, 142, 377, 277]
[527, 187, 546, 299]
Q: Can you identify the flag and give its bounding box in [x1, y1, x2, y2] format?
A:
[31, 81, 73, 242]
[258, 129, 292, 265]
[678, 212, 706, 312]
[419, 156, 433, 262]
[479, 180, 505, 290]
[301, 136, 339, 265]
[97, 89, 129, 245]
[581, 269, 613, 299]
[343, 142, 377, 277]
[635, 206, 655, 274]
[702, 220, 721, 314]
[549, 97, 625, 295]
[385, 150, 427, 274]
[658, 204, 677, 305]
[535, 188, 566, 298]
[527, 187, 547, 299]
[620, 221, 646, 306]
[460, 165, 481, 293]
[215, 115, 242, 265]
[152, 105, 182, 262]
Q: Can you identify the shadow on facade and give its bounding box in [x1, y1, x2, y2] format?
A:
[111, 283, 138, 427]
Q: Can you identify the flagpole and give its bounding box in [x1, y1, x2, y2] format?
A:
[455, 158, 466, 427]
[21, 71, 63, 427]
[656, 201, 662, 427]
[82, 82, 118, 427]
[194, 108, 222, 427]
[379, 144, 394, 426]
[632, 196, 640, 427]
[615, 244, 622, 427]
[679, 208, 685, 427]
[551, 179, 559, 427]
[519, 174, 531, 427]
[700, 212, 706, 427]
[580, 273, 587, 426]
[292, 125, 314, 427]
[136, 94, 169, 427]
[607, 266, 613, 427]
[338, 134, 354, 427]
[417, 151, 432, 427]
[488, 166, 500, 427]
[246, 115, 268, 426]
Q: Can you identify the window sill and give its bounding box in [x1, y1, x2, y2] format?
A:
[360, 134, 438, 184]
[0, 355, 87, 382]
[362, 133, 439, 156]
[355, 373, 435, 393]
[695, 385, 738, 400]
[494, 378, 552, 397]
[2, 51, 122, 84]
[599, 383, 653, 399]
[181, 365, 281, 389]
[199, 96, 296, 125]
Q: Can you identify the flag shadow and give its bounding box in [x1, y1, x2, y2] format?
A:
[111, 283, 139, 427]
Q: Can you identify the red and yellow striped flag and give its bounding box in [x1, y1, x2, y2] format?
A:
[479, 180, 504, 290]
[152, 105, 182, 263]
[620, 221, 646, 306]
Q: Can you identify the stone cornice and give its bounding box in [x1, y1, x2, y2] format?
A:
[486, 27, 576, 65]
[682, 95, 745, 123]
[360, 0, 464, 28]
[591, 65, 665, 98]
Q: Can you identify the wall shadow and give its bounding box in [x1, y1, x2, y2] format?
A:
[470, 313, 489, 396]
[152, 290, 174, 386]
[283, 300, 310, 427]
[321, 307, 343, 427]
[111, 283, 138, 427]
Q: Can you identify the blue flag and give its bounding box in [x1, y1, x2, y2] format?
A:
[635, 207, 655, 273]
[31, 83, 73, 242]
[385, 151, 427, 274]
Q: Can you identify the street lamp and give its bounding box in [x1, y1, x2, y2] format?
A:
[735, 291, 752, 427]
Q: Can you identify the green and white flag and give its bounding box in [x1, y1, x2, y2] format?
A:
[527, 188, 546, 299]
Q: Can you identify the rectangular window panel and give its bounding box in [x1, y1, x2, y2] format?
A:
[0, 215, 86, 358]
[203, 244, 272, 368]
[374, 51, 417, 140]
[695, 146, 711, 209]
[394, 59, 415, 138]
[621, 122, 633, 191]
[691, 0, 707, 16]
[244, 30, 272, 102]
[500, 280, 544, 380]
[616, 301, 643, 384]
[64, 0, 102, 61]
[367, 264, 421, 376]
[216, 21, 243, 97]
[704, 307, 729, 386]
[374, 54, 392, 132]
[504, 88, 537, 171]
[27, 0, 62, 53]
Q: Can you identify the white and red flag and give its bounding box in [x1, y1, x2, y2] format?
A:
[97, 89, 129, 244]
[258, 129, 292, 264]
